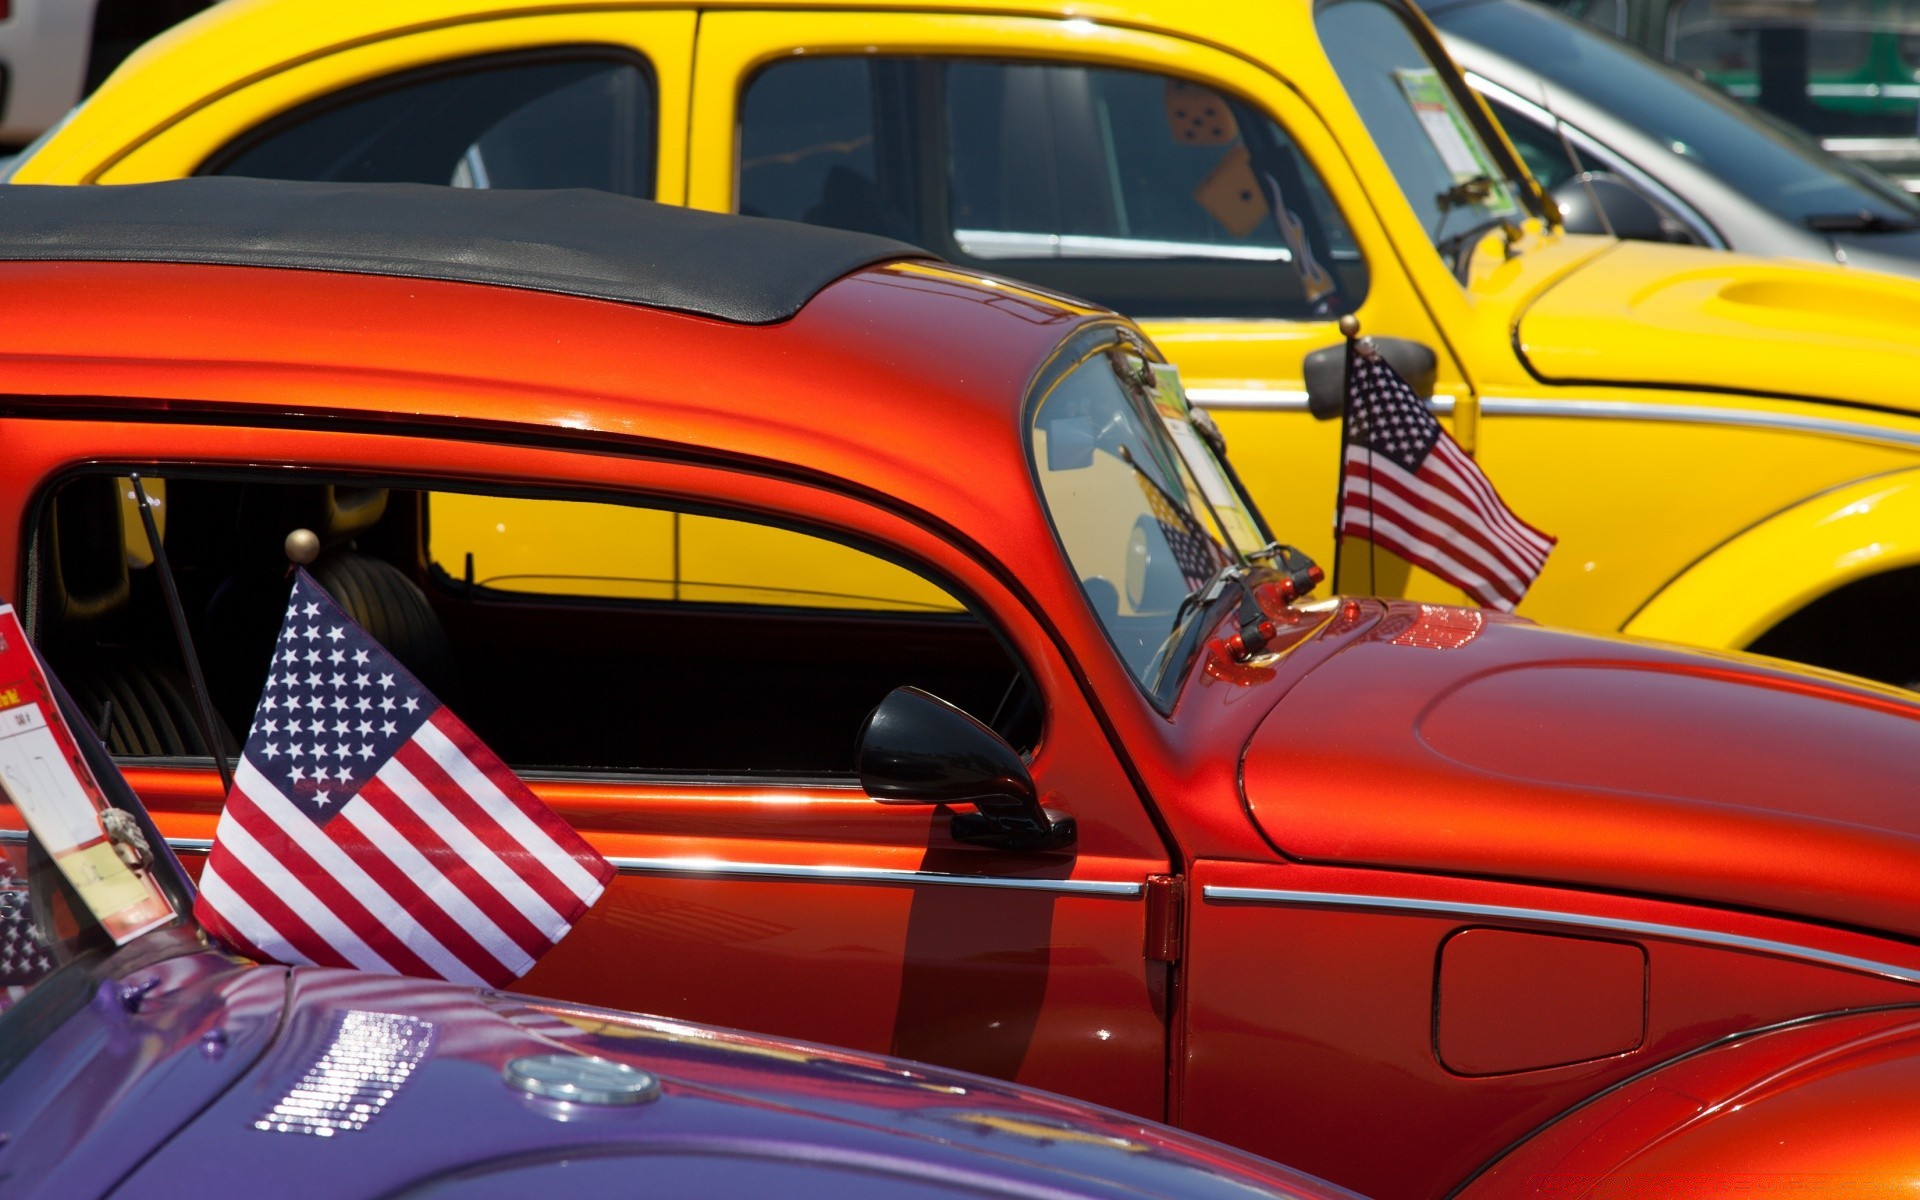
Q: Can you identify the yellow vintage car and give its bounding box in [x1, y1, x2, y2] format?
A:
[14, 0, 1920, 682]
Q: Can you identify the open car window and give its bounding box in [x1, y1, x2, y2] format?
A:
[27, 474, 1038, 779]
[738, 55, 1367, 319]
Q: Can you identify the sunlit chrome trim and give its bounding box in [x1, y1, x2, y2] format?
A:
[1189, 387, 1456, 416]
[609, 855, 1142, 897]
[0, 829, 217, 854]
[1202, 886, 1920, 984]
[1480, 397, 1920, 451]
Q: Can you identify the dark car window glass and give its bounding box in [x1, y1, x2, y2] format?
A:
[1435, 0, 1920, 223]
[739, 56, 1367, 319]
[1316, 0, 1536, 257]
[28, 475, 1037, 778]
[208, 53, 655, 197]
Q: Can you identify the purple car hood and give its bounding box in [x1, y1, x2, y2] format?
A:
[5, 947, 1345, 1200]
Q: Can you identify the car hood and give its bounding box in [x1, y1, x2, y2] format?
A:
[107, 962, 1340, 1200]
[1243, 601, 1920, 939]
[1514, 240, 1920, 410]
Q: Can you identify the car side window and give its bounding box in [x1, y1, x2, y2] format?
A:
[205, 51, 656, 197]
[29, 474, 1036, 778]
[1482, 98, 1589, 190]
[738, 56, 1367, 319]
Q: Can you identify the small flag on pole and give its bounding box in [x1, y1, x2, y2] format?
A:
[194, 568, 613, 987]
[1335, 341, 1554, 611]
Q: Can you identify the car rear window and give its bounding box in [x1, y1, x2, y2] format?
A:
[206, 50, 656, 197]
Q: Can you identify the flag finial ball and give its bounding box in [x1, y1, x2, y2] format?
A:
[1337, 314, 1361, 339]
[284, 528, 321, 566]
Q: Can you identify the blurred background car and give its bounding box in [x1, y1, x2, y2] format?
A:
[0, 0, 211, 150]
[1434, 0, 1920, 273]
[1540, 0, 1920, 191]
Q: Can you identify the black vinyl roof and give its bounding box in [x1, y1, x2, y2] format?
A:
[0, 178, 935, 323]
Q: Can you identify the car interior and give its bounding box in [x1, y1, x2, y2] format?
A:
[27, 471, 1040, 778]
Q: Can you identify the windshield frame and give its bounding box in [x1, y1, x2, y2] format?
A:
[1024, 322, 1279, 712]
[1314, 0, 1554, 264]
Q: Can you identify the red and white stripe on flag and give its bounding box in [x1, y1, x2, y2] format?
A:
[193, 569, 613, 987]
[1339, 425, 1554, 612]
[1334, 344, 1552, 611]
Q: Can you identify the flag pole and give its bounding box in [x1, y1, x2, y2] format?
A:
[1329, 313, 1361, 594]
[127, 473, 234, 796]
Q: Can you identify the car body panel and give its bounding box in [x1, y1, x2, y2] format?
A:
[0, 935, 1350, 1200]
[1455, 1007, 1920, 1200]
[1514, 241, 1920, 408]
[1626, 467, 1920, 650]
[1241, 604, 1920, 939]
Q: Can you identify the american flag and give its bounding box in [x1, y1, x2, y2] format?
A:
[193, 569, 613, 988]
[1337, 349, 1554, 611]
[1137, 474, 1226, 592]
[0, 868, 52, 1005]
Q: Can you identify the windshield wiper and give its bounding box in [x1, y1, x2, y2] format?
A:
[1805, 210, 1920, 233]
[1435, 214, 1524, 278]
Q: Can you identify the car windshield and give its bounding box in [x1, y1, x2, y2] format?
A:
[1029, 340, 1268, 702]
[1316, 0, 1541, 260]
[1431, 0, 1920, 225]
[0, 629, 194, 1040]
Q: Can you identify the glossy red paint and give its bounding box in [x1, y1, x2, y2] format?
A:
[7, 253, 1920, 1200]
[1456, 1007, 1920, 1200]
[1437, 929, 1647, 1076]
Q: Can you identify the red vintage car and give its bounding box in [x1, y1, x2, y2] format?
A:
[3, 178, 1920, 1200]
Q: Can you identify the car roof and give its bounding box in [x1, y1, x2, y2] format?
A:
[0, 178, 930, 324]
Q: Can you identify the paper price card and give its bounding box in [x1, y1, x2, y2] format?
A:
[1150, 363, 1266, 553]
[1393, 67, 1518, 215]
[0, 604, 172, 944]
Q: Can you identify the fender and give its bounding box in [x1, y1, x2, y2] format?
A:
[1624, 466, 1920, 651]
[1454, 1006, 1920, 1199]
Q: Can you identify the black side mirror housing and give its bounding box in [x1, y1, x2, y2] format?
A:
[855, 686, 1074, 851]
[1302, 336, 1438, 420]
[1551, 172, 1670, 242]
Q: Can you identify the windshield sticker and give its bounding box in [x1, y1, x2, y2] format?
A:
[1393, 68, 1518, 213]
[1149, 364, 1266, 551]
[0, 604, 173, 944]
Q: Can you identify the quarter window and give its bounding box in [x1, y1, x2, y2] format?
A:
[30, 474, 1033, 777]
[206, 51, 656, 197]
[738, 56, 1367, 319]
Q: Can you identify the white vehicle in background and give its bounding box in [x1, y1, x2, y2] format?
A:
[0, 0, 210, 148]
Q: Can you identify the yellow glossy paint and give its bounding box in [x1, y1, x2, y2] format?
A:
[1626, 467, 1920, 650]
[22, 0, 1920, 664]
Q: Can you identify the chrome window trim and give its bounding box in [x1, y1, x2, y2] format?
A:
[1479, 396, 1920, 451]
[0, 830, 1143, 897]
[1189, 387, 1455, 415]
[1202, 885, 1920, 984]
[1463, 71, 1727, 249]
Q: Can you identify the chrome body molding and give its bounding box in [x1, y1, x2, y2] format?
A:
[1189, 387, 1456, 416]
[1202, 885, 1920, 985]
[1480, 396, 1920, 451]
[0, 828, 1140, 896]
[608, 854, 1143, 897]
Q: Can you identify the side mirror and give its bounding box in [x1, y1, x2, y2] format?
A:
[855, 686, 1074, 851]
[1551, 172, 1669, 242]
[1302, 336, 1438, 420]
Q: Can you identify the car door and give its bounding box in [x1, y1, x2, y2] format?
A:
[82, 10, 696, 205]
[1, 417, 1176, 1120]
[686, 11, 1465, 579]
